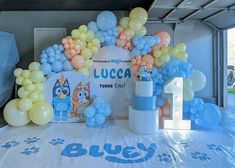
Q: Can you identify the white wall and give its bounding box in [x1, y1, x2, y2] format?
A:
[0, 12, 214, 99]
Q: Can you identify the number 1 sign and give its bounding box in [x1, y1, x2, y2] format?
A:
[163, 77, 191, 130]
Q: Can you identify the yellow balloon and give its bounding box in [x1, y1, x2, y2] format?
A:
[91, 46, 99, 55]
[30, 71, 44, 83]
[35, 83, 45, 92]
[18, 98, 32, 111]
[21, 70, 31, 79]
[183, 88, 194, 101]
[176, 43, 186, 51]
[75, 39, 86, 49]
[87, 30, 95, 42]
[135, 26, 147, 36]
[129, 7, 148, 25]
[176, 51, 188, 60]
[14, 68, 23, 77]
[79, 33, 87, 42]
[28, 62, 41, 72]
[29, 101, 53, 125]
[119, 17, 129, 28]
[18, 87, 29, 98]
[128, 19, 142, 31]
[22, 78, 32, 86]
[91, 39, 101, 47]
[71, 29, 79, 38]
[160, 54, 170, 62]
[78, 68, 89, 75]
[79, 25, 88, 33]
[16, 76, 23, 85]
[168, 47, 175, 55]
[25, 83, 36, 92]
[81, 48, 92, 60]
[183, 79, 192, 89]
[3, 99, 31, 127]
[154, 50, 161, 58]
[29, 91, 40, 102]
[126, 29, 135, 37]
[38, 94, 45, 101]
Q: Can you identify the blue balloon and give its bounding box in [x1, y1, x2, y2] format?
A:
[198, 103, 222, 126]
[52, 61, 63, 72]
[63, 61, 73, 71]
[156, 95, 167, 107]
[131, 48, 140, 57]
[84, 106, 96, 118]
[95, 114, 106, 125]
[96, 11, 117, 31]
[86, 117, 96, 127]
[104, 105, 112, 116]
[41, 63, 52, 75]
[88, 21, 99, 32]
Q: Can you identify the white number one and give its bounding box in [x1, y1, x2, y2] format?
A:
[163, 77, 191, 130]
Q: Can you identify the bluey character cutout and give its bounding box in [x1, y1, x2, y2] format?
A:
[70, 82, 94, 122]
[52, 74, 71, 121]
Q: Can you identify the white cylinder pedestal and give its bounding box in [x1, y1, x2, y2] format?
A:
[129, 106, 159, 134]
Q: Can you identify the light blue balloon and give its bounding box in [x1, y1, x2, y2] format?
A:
[40, 53, 48, 59]
[131, 48, 140, 57]
[199, 103, 222, 126]
[60, 54, 67, 63]
[41, 63, 52, 75]
[86, 117, 96, 127]
[156, 95, 166, 107]
[95, 114, 106, 125]
[48, 57, 55, 64]
[96, 11, 117, 31]
[104, 105, 112, 116]
[52, 44, 58, 49]
[58, 44, 64, 51]
[154, 35, 161, 44]
[52, 61, 62, 72]
[84, 106, 96, 118]
[94, 97, 104, 104]
[40, 58, 47, 64]
[63, 61, 73, 71]
[88, 21, 99, 33]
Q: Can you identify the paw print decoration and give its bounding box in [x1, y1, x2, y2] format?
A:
[191, 151, 211, 161]
[21, 146, 40, 155]
[24, 137, 40, 144]
[157, 153, 173, 163]
[1, 141, 20, 149]
[49, 138, 65, 145]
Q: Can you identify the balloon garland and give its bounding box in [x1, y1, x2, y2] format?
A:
[4, 7, 222, 128]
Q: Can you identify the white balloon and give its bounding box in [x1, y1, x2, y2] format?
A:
[189, 70, 207, 91]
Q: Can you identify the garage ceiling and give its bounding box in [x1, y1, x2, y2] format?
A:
[0, 0, 235, 30]
[148, 0, 235, 30]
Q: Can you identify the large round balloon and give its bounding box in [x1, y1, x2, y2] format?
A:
[129, 7, 148, 25]
[3, 99, 31, 127]
[29, 101, 53, 125]
[156, 31, 170, 47]
[189, 69, 207, 91]
[198, 103, 222, 126]
[96, 11, 117, 31]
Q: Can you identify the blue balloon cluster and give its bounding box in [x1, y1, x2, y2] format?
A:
[131, 35, 161, 57]
[88, 11, 118, 46]
[40, 44, 73, 77]
[84, 97, 112, 127]
[183, 98, 204, 123]
[183, 99, 222, 127]
[151, 58, 193, 106]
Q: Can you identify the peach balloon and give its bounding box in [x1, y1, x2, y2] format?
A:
[143, 55, 154, 64]
[131, 65, 138, 75]
[156, 31, 170, 47]
[71, 55, 85, 69]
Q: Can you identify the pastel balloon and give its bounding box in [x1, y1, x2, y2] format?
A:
[189, 70, 207, 91]
[16, 76, 23, 85]
[18, 87, 29, 98]
[128, 19, 142, 31]
[135, 26, 147, 36]
[35, 83, 45, 92]
[183, 88, 194, 101]
[30, 71, 44, 83]
[52, 61, 63, 72]
[119, 17, 129, 28]
[142, 55, 154, 64]
[28, 62, 41, 71]
[18, 98, 32, 111]
[29, 91, 40, 102]
[81, 48, 92, 59]
[176, 43, 187, 51]
[96, 11, 117, 31]
[21, 70, 31, 78]
[25, 83, 36, 92]
[3, 99, 31, 127]
[88, 21, 99, 32]
[41, 63, 52, 75]
[14, 68, 23, 77]
[129, 7, 148, 25]
[29, 101, 53, 125]
[22, 78, 32, 86]
[199, 103, 222, 126]
[156, 31, 170, 47]
[71, 55, 85, 69]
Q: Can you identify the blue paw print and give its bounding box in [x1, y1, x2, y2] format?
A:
[191, 151, 211, 161]
[157, 153, 172, 163]
[49, 138, 65, 145]
[21, 146, 40, 155]
[24, 137, 40, 144]
[207, 144, 223, 153]
[1, 141, 20, 148]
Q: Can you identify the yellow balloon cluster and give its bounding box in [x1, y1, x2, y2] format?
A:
[71, 25, 101, 57]
[153, 43, 188, 68]
[119, 7, 148, 37]
[3, 62, 54, 127]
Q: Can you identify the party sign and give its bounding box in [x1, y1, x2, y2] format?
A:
[44, 71, 100, 122]
[90, 46, 134, 117]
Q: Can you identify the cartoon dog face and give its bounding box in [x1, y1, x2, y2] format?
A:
[73, 82, 91, 106]
[53, 74, 70, 99]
